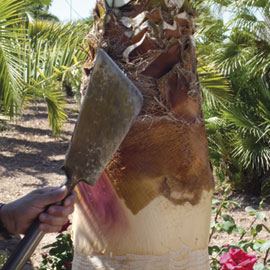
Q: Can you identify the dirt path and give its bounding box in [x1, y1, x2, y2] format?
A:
[0, 98, 78, 269]
[1, 98, 270, 269]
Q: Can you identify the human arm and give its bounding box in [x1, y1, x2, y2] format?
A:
[0, 186, 75, 237]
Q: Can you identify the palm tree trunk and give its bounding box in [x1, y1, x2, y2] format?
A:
[72, 1, 214, 269]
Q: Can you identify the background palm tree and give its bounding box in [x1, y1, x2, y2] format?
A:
[24, 0, 59, 21]
[0, 0, 89, 136]
[195, 0, 270, 195]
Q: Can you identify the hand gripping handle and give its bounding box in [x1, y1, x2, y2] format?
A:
[2, 183, 72, 270]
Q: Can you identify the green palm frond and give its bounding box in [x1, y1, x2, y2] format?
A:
[221, 85, 270, 173]
[195, 8, 227, 44]
[196, 0, 270, 187]
[246, 41, 270, 75]
[0, 45, 24, 114]
[240, 0, 269, 7]
[226, 1, 270, 76]
[0, 0, 88, 135]
[222, 107, 265, 138]
[198, 65, 233, 108]
[18, 20, 88, 135]
[212, 30, 254, 75]
[22, 20, 87, 86]
[0, 0, 24, 26]
[232, 135, 270, 172]
[205, 116, 226, 133]
[24, 0, 57, 21]
[25, 0, 52, 7]
[0, 0, 25, 116]
[254, 78, 270, 120]
[23, 83, 67, 137]
[204, 115, 233, 167]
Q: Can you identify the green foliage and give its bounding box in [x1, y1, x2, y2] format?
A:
[40, 233, 73, 270]
[209, 191, 270, 269]
[199, 65, 233, 109]
[0, 0, 89, 136]
[19, 20, 88, 135]
[24, 0, 59, 22]
[196, 0, 270, 193]
[0, 0, 25, 117]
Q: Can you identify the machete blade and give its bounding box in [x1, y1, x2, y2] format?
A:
[62, 49, 143, 190]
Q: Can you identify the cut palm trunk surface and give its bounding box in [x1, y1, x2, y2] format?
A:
[72, 0, 214, 269]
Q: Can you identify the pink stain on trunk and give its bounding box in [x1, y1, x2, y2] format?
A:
[77, 172, 129, 233]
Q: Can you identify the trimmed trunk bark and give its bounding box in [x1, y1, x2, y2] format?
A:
[72, 0, 214, 269]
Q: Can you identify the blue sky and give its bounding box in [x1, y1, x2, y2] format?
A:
[49, 0, 96, 21]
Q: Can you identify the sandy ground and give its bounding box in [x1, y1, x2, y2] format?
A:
[0, 98, 270, 269]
